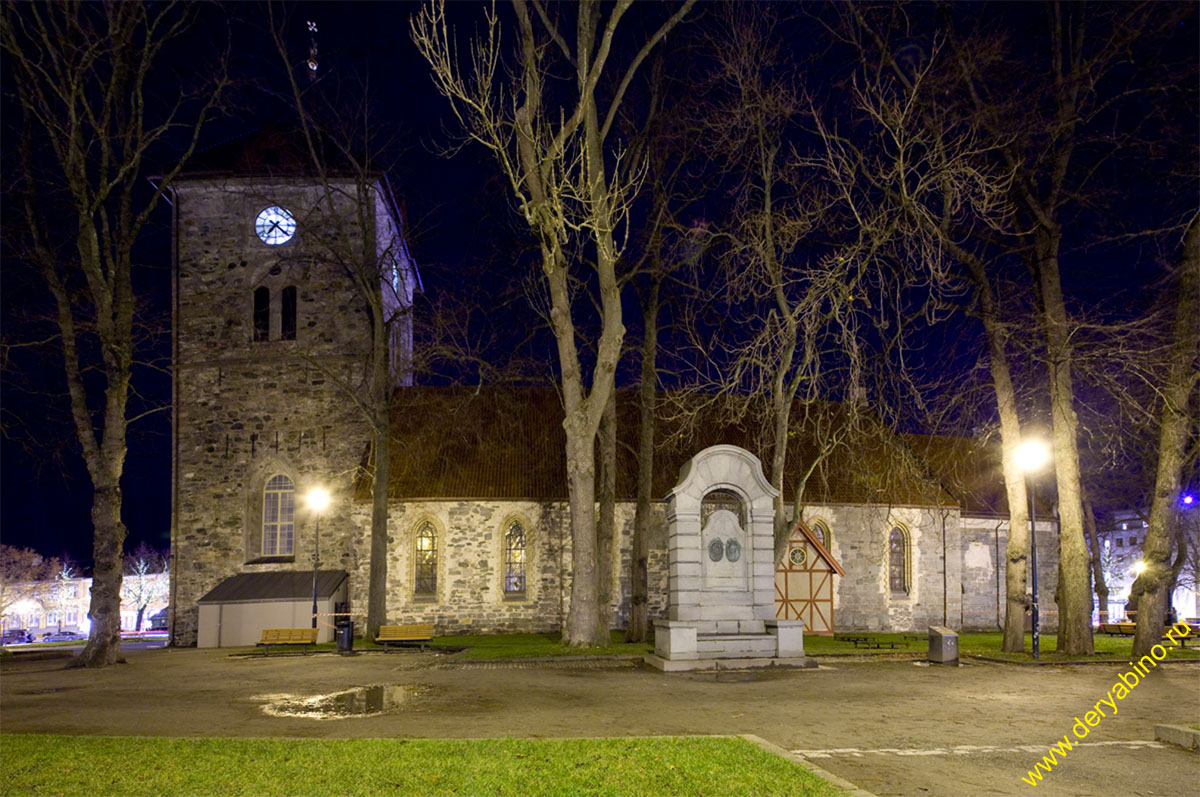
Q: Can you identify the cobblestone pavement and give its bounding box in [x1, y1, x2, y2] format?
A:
[1, 648, 1196, 795]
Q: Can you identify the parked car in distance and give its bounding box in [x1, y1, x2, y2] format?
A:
[40, 630, 86, 642]
[1, 629, 32, 645]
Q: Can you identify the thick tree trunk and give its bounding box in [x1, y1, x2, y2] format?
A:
[75, 478, 128, 667]
[596, 392, 616, 636]
[974, 284, 1033, 653]
[366, 419, 390, 641]
[563, 410, 606, 646]
[628, 281, 660, 643]
[1132, 218, 1199, 658]
[1036, 233, 1093, 655]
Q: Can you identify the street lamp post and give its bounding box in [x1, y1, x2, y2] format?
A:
[306, 488, 330, 630]
[1015, 440, 1050, 660]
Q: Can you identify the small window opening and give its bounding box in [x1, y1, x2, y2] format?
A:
[253, 287, 270, 341]
[281, 286, 297, 340]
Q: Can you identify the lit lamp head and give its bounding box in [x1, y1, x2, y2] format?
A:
[1015, 440, 1050, 473]
[1132, 560, 1147, 575]
[306, 487, 330, 513]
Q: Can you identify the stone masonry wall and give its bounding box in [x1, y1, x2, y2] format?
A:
[171, 178, 380, 646]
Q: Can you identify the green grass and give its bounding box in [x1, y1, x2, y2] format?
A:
[801, 631, 1200, 662]
[427, 631, 655, 660]
[0, 734, 846, 796]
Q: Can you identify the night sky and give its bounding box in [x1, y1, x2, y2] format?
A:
[1, 2, 1196, 568]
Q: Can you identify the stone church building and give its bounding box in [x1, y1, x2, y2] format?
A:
[167, 132, 1059, 647]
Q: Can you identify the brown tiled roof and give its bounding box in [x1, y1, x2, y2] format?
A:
[903, 434, 1008, 516]
[357, 387, 971, 508]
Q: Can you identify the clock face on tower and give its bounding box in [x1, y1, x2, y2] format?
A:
[255, 206, 296, 245]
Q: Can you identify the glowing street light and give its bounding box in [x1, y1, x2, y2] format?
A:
[1132, 560, 1147, 576]
[307, 487, 330, 629]
[1016, 439, 1050, 660]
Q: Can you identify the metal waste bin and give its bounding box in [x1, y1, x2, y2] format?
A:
[928, 625, 958, 664]
[336, 620, 354, 653]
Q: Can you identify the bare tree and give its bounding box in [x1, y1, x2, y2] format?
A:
[266, 10, 419, 642]
[121, 542, 168, 632]
[1131, 216, 1200, 656]
[2, 2, 226, 666]
[684, 3, 951, 558]
[413, 0, 695, 645]
[0, 546, 62, 622]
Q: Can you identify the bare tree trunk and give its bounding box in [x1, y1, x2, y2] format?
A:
[629, 279, 660, 643]
[1036, 232, 1094, 655]
[596, 392, 616, 636]
[970, 267, 1032, 653]
[1082, 489, 1109, 625]
[1132, 217, 1199, 658]
[367, 413, 390, 641]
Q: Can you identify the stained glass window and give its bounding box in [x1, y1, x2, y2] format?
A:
[263, 474, 295, 556]
[813, 522, 831, 550]
[415, 522, 437, 597]
[888, 527, 908, 594]
[504, 520, 526, 595]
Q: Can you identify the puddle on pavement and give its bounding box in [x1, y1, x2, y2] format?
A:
[257, 683, 433, 719]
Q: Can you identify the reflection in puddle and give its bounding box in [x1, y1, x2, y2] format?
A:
[258, 683, 429, 719]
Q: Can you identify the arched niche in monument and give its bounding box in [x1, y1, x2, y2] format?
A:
[700, 488, 748, 591]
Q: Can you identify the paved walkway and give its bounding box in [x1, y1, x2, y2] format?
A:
[1, 648, 1196, 795]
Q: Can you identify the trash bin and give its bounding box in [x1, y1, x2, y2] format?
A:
[336, 620, 354, 653]
[928, 625, 958, 664]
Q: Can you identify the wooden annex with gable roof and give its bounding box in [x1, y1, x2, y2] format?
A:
[776, 520, 846, 634]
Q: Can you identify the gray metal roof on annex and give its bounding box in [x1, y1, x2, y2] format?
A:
[197, 570, 348, 604]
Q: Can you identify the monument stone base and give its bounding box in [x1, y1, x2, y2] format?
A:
[648, 618, 814, 671]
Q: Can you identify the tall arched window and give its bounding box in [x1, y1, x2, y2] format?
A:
[812, 521, 831, 550]
[253, 287, 270, 341]
[281, 285, 297, 340]
[888, 527, 909, 595]
[414, 522, 437, 598]
[263, 475, 295, 555]
[504, 520, 526, 595]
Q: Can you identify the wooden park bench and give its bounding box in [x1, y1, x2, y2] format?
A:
[851, 638, 906, 650]
[257, 627, 319, 656]
[834, 634, 869, 643]
[1099, 623, 1131, 636]
[375, 623, 435, 652]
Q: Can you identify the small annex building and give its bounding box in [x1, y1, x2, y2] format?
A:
[776, 521, 846, 634]
[196, 570, 348, 647]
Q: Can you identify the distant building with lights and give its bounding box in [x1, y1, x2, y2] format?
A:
[167, 126, 1062, 647]
[1090, 510, 1199, 623]
[1, 574, 168, 636]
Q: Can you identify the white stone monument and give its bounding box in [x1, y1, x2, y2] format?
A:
[647, 444, 811, 671]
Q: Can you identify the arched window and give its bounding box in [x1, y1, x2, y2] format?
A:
[414, 522, 437, 598]
[812, 521, 831, 550]
[888, 527, 909, 595]
[504, 520, 526, 595]
[253, 287, 270, 341]
[262, 475, 295, 555]
[281, 285, 297, 340]
[701, 488, 745, 528]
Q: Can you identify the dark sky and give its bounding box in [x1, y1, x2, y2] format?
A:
[1, 2, 1196, 566]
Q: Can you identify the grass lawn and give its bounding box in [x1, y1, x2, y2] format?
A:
[0, 734, 846, 797]
[427, 631, 654, 660]
[802, 631, 1200, 662]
